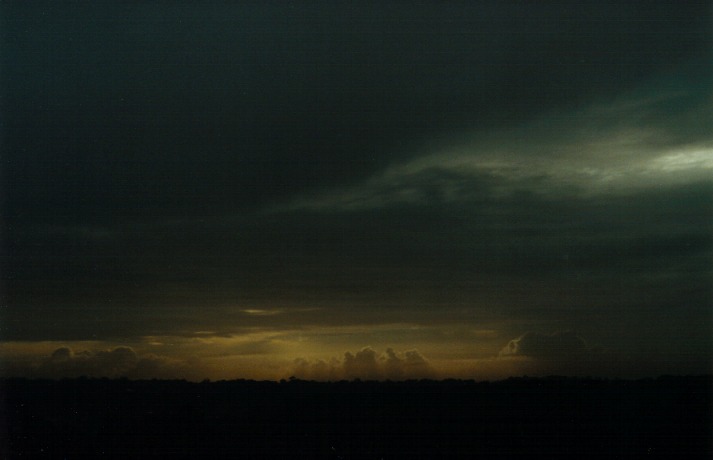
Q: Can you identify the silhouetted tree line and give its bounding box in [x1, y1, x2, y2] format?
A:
[2, 375, 711, 457]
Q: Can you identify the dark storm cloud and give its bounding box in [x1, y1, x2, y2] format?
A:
[2, 2, 712, 379]
[2, 1, 710, 222]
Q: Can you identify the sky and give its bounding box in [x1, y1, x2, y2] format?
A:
[2, 1, 712, 381]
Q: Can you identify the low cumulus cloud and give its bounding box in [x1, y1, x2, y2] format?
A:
[289, 347, 435, 381]
[35, 346, 194, 380]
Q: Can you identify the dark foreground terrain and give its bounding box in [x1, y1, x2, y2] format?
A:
[2, 376, 711, 458]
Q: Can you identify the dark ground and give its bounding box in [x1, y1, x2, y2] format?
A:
[2, 376, 711, 458]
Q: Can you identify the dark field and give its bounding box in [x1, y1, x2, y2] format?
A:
[2, 376, 711, 458]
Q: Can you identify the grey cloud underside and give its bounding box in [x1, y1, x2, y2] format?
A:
[6, 177, 711, 345]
